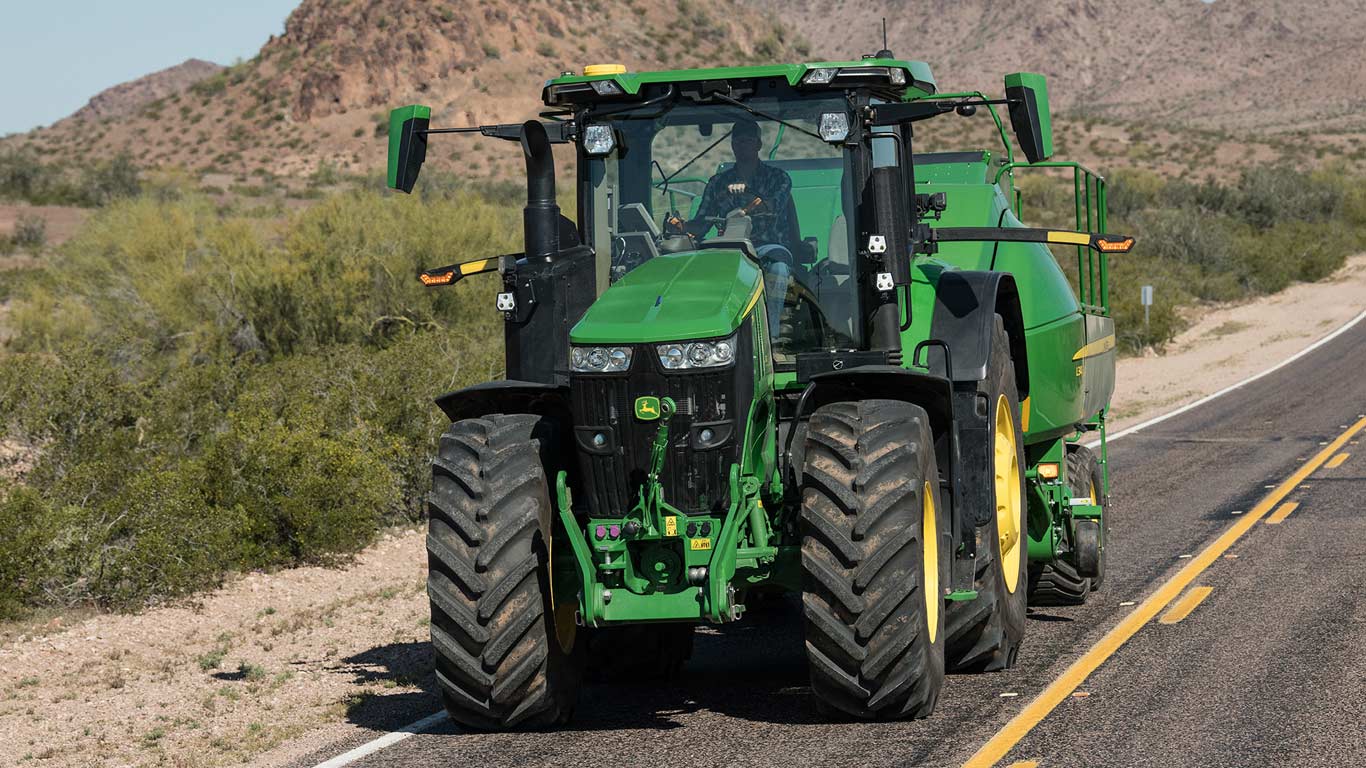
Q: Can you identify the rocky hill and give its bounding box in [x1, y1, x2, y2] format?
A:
[6, 0, 1364, 180]
[756, 0, 1366, 133]
[7, 0, 806, 177]
[69, 59, 223, 122]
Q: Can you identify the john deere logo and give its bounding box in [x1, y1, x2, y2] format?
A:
[634, 396, 662, 421]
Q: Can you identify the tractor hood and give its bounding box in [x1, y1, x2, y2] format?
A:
[570, 250, 763, 344]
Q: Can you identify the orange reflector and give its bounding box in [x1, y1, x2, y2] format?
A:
[1037, 462, 1059, 480]
[1096, 237, 1134, 253]
[419, 271, 455, 286]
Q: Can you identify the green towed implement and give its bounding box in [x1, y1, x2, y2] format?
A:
[388, 53, 1134, 728]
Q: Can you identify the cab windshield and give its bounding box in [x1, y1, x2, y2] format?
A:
[584, 91, 860, 359]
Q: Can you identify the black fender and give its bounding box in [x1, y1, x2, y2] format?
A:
[927, 270, 1028, 396]
[799, 365, 953, 440]
[789, 366, 955, 499]
[788, 365, 964, 557]
[434, 380, 572, 424]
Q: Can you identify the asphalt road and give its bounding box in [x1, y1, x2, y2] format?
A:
[295, 319, 1366, 768]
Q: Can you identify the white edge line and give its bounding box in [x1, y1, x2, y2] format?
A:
[1084, 309, 1366, 449]
[311, 309, 1366, 768]
[310, 711, 448, 768]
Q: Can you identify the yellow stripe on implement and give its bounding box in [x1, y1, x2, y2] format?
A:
[1159, 586, 1213, 624]
[1020, 396, 1031, 432]
[961, 415, 1366, 768]
[459, 259, 492, 275]
[1265, 501, 1299, 525]
[1071, 334, 1116, 361]
[1046, 231, 1092, 246]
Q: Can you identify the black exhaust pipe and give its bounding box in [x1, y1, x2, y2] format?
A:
[504, 120, 596, 387]
[520, 120, 559, 262]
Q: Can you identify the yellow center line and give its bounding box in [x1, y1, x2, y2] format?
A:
[1158, 586, 1214, 624]
[1264, 502, 1299, 525]
[962, 416, 1366, 768]
[1325, 452, 1350, 469]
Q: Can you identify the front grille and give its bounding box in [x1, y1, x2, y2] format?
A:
[572, 356, 745, 517]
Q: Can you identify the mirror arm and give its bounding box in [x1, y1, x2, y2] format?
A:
[419, 122, 576, 144]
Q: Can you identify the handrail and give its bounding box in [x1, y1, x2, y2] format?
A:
[995, 160, 1111, 312]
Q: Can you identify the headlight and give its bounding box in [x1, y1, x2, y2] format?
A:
[657, 333, 737, 370]
[818, 112, 850, 143]
[589, 80, 623, 96]
[571, 345, 633, 373]
[801, 68, 837, 85]
[583, 124, 616, 156]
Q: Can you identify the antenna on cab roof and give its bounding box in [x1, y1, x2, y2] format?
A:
[873, 18, 894, 59]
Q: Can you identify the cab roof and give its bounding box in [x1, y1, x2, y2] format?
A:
[542, 59, 937, 107]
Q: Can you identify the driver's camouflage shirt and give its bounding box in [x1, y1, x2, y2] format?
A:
[696, 161, 794, 247]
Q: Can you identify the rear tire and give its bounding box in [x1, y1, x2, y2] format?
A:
[799, 399, 949, 719]
[1028, 445, 1105, 605]
[426, 414, 583, 730]
[945, 318, 1028, 673]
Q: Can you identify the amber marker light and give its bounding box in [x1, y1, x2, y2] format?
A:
[1095, 237, 1135, 253]
[419, 271, 455, 286]
[1037, 463, 1060, 480]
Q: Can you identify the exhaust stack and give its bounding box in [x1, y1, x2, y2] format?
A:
[521, 120, 560, 263]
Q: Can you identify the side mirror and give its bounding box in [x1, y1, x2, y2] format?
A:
[1004, 73, 1053, 164]
[387, 104, 431, 193]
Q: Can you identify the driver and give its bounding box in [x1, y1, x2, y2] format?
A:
[672, 118, 800, 337]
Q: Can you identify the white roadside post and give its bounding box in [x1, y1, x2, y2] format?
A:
[1141, 284, 1154, 333]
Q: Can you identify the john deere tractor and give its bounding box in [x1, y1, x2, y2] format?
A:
[388, 53, 1133, 729]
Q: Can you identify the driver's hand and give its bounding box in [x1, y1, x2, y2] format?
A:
[664, 215, 687, 234]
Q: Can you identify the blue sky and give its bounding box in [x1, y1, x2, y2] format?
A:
[0, 0, 302, 136]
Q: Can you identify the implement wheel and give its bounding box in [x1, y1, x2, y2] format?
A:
[945, 318, 1028, 673]
[799, 399, 949, 719]
[426, 414, 583, 730]
[1029, 445, 1107, 604]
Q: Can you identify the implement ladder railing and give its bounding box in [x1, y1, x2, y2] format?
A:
[996, 161, 1109, 314]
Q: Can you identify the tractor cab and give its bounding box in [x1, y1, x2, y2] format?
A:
[556, 60, 935, 364]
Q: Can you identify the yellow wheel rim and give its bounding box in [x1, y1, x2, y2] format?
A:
[547, 535, 577, 654]
[993, 395, 1023, 594]
[922, 480, 940, 644]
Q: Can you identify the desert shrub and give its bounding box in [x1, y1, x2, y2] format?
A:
[0, 150, 140, 207]
[0, 187, 515, 614]
[1106, 169, 1164, 219]
[13, 214, 46, 250]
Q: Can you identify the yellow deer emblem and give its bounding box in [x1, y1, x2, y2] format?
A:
[634, 396, 661, 421]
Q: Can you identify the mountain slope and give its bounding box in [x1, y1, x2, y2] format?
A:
[70, 59, 224, 123]
[7, 0, 806, 177]
[8, 0, 1364, 180]
[758, 0, 1366, 132]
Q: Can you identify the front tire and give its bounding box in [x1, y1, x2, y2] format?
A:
[426, 414, 583, 730]
[799, 400, 949, 719]
[945, 318, 1028, 673]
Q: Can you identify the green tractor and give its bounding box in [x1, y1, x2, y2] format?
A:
[388, 54, 1133, 728]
